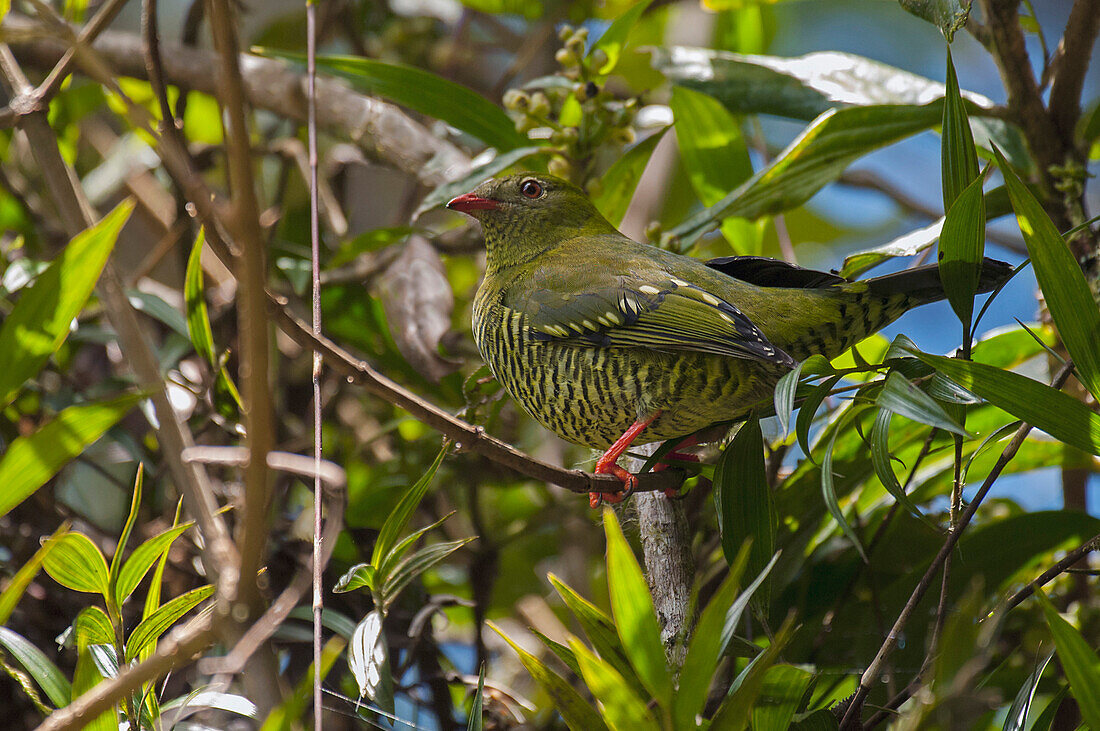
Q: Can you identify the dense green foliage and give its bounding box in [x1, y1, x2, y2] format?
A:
[0, 0, 1098, 729]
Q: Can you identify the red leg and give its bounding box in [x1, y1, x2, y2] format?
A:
[589, 412, 661, 508]
[651, 435, 699, 498]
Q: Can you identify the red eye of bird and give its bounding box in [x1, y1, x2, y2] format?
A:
[520, 179, 542, 198]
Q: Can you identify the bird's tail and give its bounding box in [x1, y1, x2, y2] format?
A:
[863, 257, 1015, 305]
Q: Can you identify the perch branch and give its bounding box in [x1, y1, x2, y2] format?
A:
[269, 296, 685, 496]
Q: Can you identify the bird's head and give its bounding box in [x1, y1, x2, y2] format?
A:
[447, 174, 616, 273]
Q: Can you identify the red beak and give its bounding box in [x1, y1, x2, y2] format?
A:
[447, 193, 501, 213]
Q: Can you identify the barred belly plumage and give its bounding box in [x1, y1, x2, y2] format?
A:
[473, 293, 781, 450]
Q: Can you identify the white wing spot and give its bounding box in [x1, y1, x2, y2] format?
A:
[719, 312, 736, 325]
[582, 319, 595, 330]
[605, 311, 621, 324]
[597, 316, 611, 327]
[699, 291, 722, 306]
[670, 277, 688, 287]
[639, 285, 661, 296]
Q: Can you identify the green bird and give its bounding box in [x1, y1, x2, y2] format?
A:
[448, 174, 1012, 506]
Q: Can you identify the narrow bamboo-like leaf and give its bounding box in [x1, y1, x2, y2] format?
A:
[531, 628, 582, 676]
[490, 622, 609, 731]
[592, 129, 667, 226]
[330, 225, 421, 268]
[773, 360, 805, 437]
[710, 617, 795, 729]
[0, 392, 144, 518]
[185, 230, 243, 420]
[143, 499, 183, 623]
[0, 201, 132, 408]
[587, 0, 652, 75]
[0, 522, 69, 624]
[348, 610, 395, 715]
[719, 550, 781, 656]
[333, 563, 375, 594]
[115, 522, 193, 606]
[0, 626, 72, 707]
[569, 639, 661, 731]
[671, 86, 753, 207]
[107, 465, 143, 606]
[1003, 650, 1054, 731]
[796, 375, 842, 461]
[548, 573, 646, 696]
[1034, 589, 1100, 729]
[1029, 685, 1068, 731]
[877, 371, 968, 436]
[380, 537, 475, 609]
[714, 416, 775, 588]
[941, 49, 979, 210]
[262, 636, 345, 731]
[467, 663, 485, 731]
[909, 350, 1100, 455]
[994, 146, 1100, 402]
[752, 664, 813, 731]
[42, 532, 110, 596]
[869, 407, 935, 527]
[603, 510, 672, 707]
[669, 104, 941, 245]
[72, 607, 117, 731]
[261, 50, 528, 151]
[88, 644, 118, 680]
[673, 542, 751, 729]
[821, 429, 868, 562]
[74, 606, 115, 648]
[371, 444, 449, 568]
[376, 511, 456, 580]
[938, 173, 986, 334]
[791, 709, 841, 729]
[125, 585, 214, 661]
[900, 0, 969, 40]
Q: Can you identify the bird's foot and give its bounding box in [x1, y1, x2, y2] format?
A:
[589, 462, 638, 508]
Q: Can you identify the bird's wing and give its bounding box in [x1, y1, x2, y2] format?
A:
[512, 272, 794, 367]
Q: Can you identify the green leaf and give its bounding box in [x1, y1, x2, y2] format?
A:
[548, 573, 646, 697]
[592, 129, 667, 226]
[415, 145, 548, 217]
[587, 0, 653, 75]
[490, 622, 608, 731]
[773, 359, 806, 437]
[185, 229, 243, 420]
[870, 407, 936, 528]
[994, 146, 1100, 403]
[371, 444, 448, 568]
[1003, 650, 1054, 731]
[0, 522, 69, 624]
[261, 50, 528, 151]
[569, 639, 660, 731]
[673, 542, 752, 729]
[107, 465, 142, 607]
[821, 427, 868, 562]
[333, 563, 375, 594]
[125, 584, 214, 661]
[908, 349, 1100, 455]
[714, 416, 775, 589]
[720, 550, 781, 655]
[1029, 685, 1068, 731]
[115, 522, 193, 606]
[0, 392, 145, 518]
[671, 86, 753, 207]
[710, 617, 795, 729]
[43, 532, 110, 596]
[899, 0, 970, 40]
[380, 537, 475, 609]
[796, 374, 842, 461]
[877, 371, 969, 436]
[531, 629, 582, 677]
[0, 200, 132, 408]
[142, 499, 183, 626]
[603, 511, 672, 708]
[669, 104, 941, 246]
[941, 49, 980, 210]
[939, 173, 987, 334]
[330, 226, 420, 268]
[127, 290, 190, 338]
[376, 511, 456, 581]
[0, 626, 72, 708]
[467, 663, 485, 731]
[1034, 589, 1100, 729]
[752, 664, 813, 731]
[74, 606, 115, 648]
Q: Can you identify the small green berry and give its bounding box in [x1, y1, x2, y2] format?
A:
[548, 156, 573, 179]
[557, 24, 574, 41]
[555, 48, 577, 67]
[529, 92, 550, 118]
[503, 89, 530, 111]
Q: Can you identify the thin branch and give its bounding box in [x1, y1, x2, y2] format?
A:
[999, 530, 1100, 614]
[839, 359, 1076, 730]
[33, 617, 216, 731]
[3, 14, 472, 186]
[1047, 0, 1100, 149]
[269, 295, 685, 496]
[206, 0, 274, 616]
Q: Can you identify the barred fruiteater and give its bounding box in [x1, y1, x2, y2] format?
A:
[448, 174, 1013, 506]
